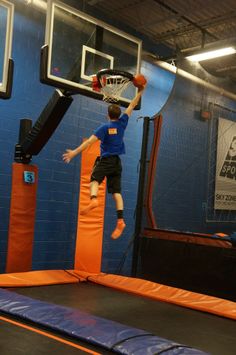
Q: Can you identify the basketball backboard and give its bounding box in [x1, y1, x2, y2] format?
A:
[0, 0, 14, 99]
[41, 0, 142, 107]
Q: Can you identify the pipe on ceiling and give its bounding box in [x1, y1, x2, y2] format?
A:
[155, 60, 236, 102]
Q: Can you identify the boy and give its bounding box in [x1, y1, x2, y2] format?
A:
[62, 84, 146, 239]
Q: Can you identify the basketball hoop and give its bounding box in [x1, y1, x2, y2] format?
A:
[93, 69, 134, 103]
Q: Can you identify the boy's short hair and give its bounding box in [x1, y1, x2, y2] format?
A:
[108, 104, 121, 119]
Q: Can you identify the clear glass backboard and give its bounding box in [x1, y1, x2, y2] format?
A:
[41, 0, 142, 107]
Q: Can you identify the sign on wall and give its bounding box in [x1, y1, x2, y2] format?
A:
[214, 117, 236, 210]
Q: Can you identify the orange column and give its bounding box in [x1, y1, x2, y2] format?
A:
[74, 141, 106, 273]
[6, 163, 38, 273]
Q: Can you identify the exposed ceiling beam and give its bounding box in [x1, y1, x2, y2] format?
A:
[136, 14, 181, 30]
[86, 0, 105, 5]
[110, 0, 148, 14]
[152, 0, 218, 41]
[196, 12, 236, 30]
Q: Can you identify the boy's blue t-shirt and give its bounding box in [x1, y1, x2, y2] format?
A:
[94, 113, 129, 157]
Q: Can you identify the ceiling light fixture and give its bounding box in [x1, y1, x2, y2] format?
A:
[186, 47, 236, 62]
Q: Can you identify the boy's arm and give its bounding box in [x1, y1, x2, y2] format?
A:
[62, 134, 98, 163]
[124, 84, 146, 117]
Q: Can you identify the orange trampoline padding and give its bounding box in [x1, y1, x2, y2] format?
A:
[0, 270, 85, 287]
[74, 140, 106, 273]
[6, 163, 38, 273]
[74, 271, 236, 321]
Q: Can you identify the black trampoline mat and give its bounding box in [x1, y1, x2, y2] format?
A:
[3, 282, 236, 355]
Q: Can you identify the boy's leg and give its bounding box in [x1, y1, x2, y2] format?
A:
[80, 180, 99, 215]
[90, 180, 99, 197]
[80, 157, 105, 215]
[105, 157, 125, 239]
[111, 193, 126, 239]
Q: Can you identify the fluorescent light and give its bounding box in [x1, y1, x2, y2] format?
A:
[186, 47, 236, 62]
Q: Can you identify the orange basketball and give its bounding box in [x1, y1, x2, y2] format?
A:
[133, 74, 147, 88]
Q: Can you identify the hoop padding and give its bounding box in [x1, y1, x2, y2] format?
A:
[97, 69, 134, 103]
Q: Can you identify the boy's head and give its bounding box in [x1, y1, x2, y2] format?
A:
[108, 104, 121, 120]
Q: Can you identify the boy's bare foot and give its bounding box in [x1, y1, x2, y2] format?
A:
[80, 198, 99, 215]
[111, 219, 126, 240]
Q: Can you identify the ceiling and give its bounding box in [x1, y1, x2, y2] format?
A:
[85, 0, 236, 81]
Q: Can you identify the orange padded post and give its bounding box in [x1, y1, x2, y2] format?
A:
[74, 141, 106, 273]
[6, 163, 38, 273]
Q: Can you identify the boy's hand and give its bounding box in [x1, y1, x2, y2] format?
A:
[124, 81, 147, 116]
[62, 149, 75, 163]
[138, 83, 147, 92]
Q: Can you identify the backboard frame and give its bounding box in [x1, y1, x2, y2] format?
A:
[41, 0, 142, 107]
[0, 0, 14, 99]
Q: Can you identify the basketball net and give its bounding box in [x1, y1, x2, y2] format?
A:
[93, 75, 132, 103]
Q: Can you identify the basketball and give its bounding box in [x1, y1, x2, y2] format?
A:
[133, 74, 147, 88]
